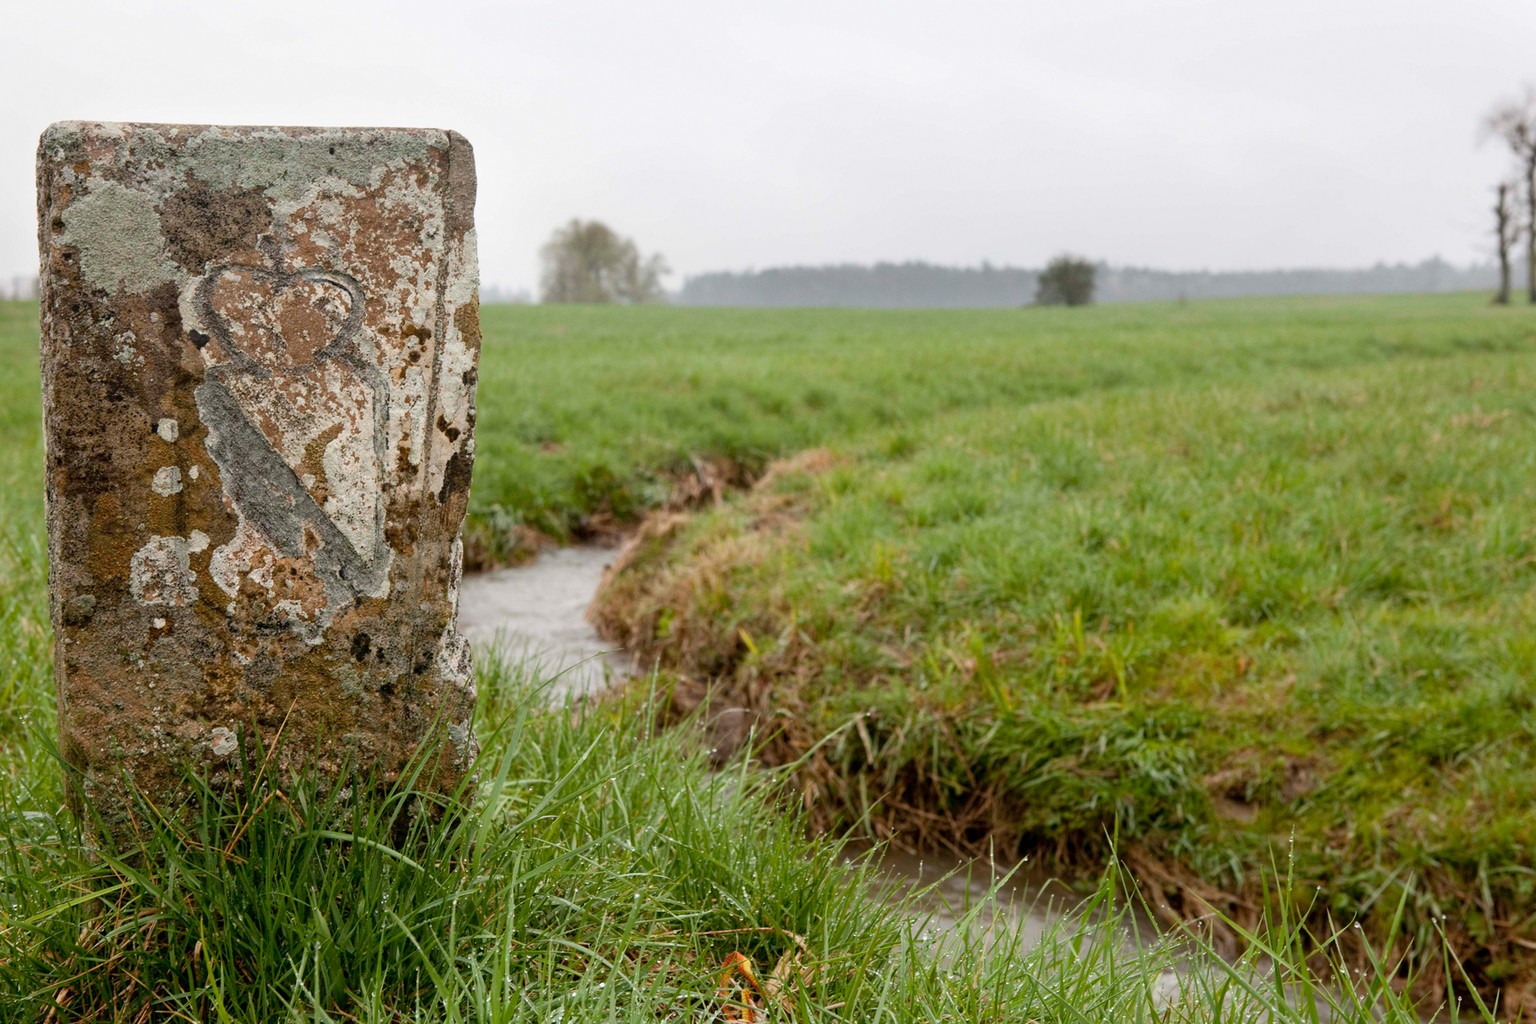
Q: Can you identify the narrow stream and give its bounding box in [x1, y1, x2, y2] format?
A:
[456, 547, 1376, 1017]
[457, 545, 632, 703]
[457, 545, 1128, 954]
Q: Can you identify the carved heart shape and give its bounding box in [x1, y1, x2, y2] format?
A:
[195, 266, 364, 368]
[190, 265, 391, 614]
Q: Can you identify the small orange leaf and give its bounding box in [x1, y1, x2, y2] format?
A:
[717, 951, 765, 1022]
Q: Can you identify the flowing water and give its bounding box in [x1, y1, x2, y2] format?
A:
[457, 545, 633, 702]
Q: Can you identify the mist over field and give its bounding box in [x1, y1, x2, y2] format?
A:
[5, 1, 1536, 295]
[670, 256, 1507, 307]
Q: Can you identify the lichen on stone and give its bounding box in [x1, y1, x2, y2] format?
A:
[128, 535, 198, 607]
[61, 179, 183, 296]
[150, 466, 182, 496]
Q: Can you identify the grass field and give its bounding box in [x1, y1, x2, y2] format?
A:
[469, 295, 1536, 546]
[2, 293, 1533, 1019]
[0, 298, 1221, 1022]
[472, 295, 1536, 1007]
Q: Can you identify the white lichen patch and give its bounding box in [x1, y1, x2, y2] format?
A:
[129, 536, 198, 606]
[156, 418, 179, 442]
[113, 331, 142, 368]
[445, 229, 479, 309]
[425, 232, 479, 498]
[185, 128, 439, 204]
[318, 412, 384, 562]
[188, 529, 209, 552]
[447, 536, 463, 618]
[436, 322, 474, 420]
[248, 563, 275, 591]
[188, 465, 200, 480]
[207, 726, 238, 758]
[447, 717, 476, 769]
[151, 466, 183, 495]
[60, 180, 183, 296]
[209, 520, 270, 599]
[272, 599, 327, 647]
[435, 624, 474, 694]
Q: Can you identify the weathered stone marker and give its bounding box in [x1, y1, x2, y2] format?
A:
[36, 122, 480, 830]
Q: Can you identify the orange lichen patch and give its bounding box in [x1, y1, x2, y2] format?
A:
[272, 281, 353, 363]
[453, 301, 479, 342]
[85, 492, 132, 584]
[300, 424, 345, 503]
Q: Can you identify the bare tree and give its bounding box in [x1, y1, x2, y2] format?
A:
[1493, 181, 1520, 304]
[539, 219, 669, 304]
[1484, 87, 1536, 302]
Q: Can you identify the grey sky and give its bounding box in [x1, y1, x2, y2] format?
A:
[3, 0, 1533, 294]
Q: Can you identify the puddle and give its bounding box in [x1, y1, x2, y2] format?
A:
[457, 545, 632, 702]
[867, 845, 1166, 952]
[457, 548, 1101, 942]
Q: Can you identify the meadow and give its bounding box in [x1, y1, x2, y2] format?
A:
[474, 295, 1536, 1006]
[1, 294, 1532, 1019]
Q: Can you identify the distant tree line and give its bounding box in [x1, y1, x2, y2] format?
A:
[481, 283, 533, 304]
[0, 275, 40, 301]
[672, 257, 1501, 308]
[676, 261, 1035, 308]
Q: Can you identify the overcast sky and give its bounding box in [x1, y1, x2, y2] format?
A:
[3, 0, 1534, 293]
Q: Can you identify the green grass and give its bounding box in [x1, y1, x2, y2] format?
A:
[599, 349, 1536, 953]
[4, 661, 964, 1020]
[2, 294, 1533, 1019]
[3, 660, 1480, 1022]
[469, 295, 1536, 546]
[0, 300, 49, 802]
[478, 294, 1536, 1007]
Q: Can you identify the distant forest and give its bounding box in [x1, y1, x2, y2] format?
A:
[674, 258, 1504, 307]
